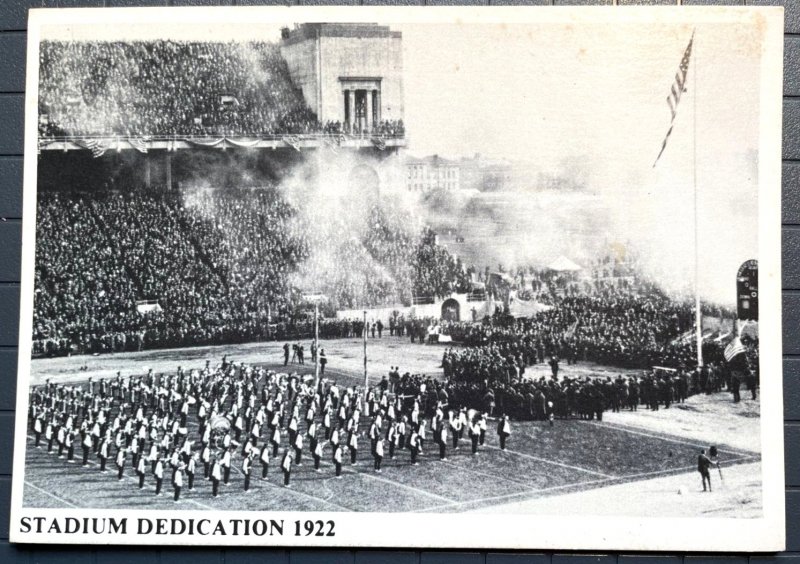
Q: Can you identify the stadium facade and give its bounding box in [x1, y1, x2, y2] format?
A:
[280, 23, 404, 130]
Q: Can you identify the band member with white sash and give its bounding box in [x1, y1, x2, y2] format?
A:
[154, 456, 164, 496]
[115, 447, 126, 480]
[243, 451, 253, 492]
[45, 419, 54, 453]
[187, 453, 197, 491]
[281, 449, 293, 487]
[173, 462, 184, 503]
[66, 429, 75, 463]
[259, 442, 270, 479]
[210, 457, 221, 497]
[270, 426, 281, 458]
[469, 416, 481, 455]
[450, 410, 461, 450]
[409, 429, 421, 465]
[221, 446, 232, 485]
[98, 436, 109, 473]
[313, 438, 324, 471]
[136, 452, 147, 488]
[333, 444, 343, 478]
[82, 430, 93, 466]
[374, 437, 384, 472]
[438, 424, 448, 461]
[369, 418, 380, 456]
[201, 443, 211, 478]
[348, 429, 359, 465]
[293, 432, 304, 465]
[33, 415, 43, 447]
[387, 422, 398, 459]
[498, 414, 511, 450]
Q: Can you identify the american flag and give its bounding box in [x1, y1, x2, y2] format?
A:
[653, 32, 694, 167]
[723, 337, 747, 363]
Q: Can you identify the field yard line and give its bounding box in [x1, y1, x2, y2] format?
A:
[26, 434, 214, 510]
[348, 467, 454, 503]
[25, 480, 80, 508]
[482, 444, 614, 478]
[586, 421, 753, 455]
[315, 458, 454, 503]
[439, 458, 539, 488]
[415, 455, 759, 513]
[259, 478, 354, 512]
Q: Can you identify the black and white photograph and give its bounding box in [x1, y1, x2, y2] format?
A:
[10, 6, 785, 551]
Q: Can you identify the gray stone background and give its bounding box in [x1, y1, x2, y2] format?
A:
[0, 0, 795, 562]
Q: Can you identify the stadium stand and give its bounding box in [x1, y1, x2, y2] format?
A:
[38, 40, 404, 139]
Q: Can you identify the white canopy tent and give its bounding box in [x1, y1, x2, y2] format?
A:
[547, 256, 583, 272]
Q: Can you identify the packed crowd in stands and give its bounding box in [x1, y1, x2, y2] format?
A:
[38, 40, 405, 139]
[440, 284, 697, 376]
[32, 186, 471, 356]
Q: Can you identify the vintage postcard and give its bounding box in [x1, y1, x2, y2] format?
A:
[10, 6, 785, 550]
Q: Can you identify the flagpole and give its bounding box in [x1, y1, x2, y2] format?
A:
[693, 32, 703, 368]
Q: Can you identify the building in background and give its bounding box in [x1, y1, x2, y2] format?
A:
[406, 155, 460, 191]
[280, 23, 404, 133]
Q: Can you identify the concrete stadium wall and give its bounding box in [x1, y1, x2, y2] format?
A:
[336, 293, 498, 324]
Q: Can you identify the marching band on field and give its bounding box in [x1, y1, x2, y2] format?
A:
[28, 358, 512, 503]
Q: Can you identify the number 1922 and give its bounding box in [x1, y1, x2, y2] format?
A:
[294, 520, 335, 537]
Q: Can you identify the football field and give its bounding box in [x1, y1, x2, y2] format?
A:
[21, 337, 761, 515]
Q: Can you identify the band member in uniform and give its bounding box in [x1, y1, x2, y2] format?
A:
[187, 453, 197, 491]
[313, 438, 324, 471]
[348, 429, 359, 465]
[293, 432, 303, 465]
[34, 415, 43, 447]
[154, 455, 164, 496]
[210, 457, 221, 498]
[259, 443, 270, 479]
[201, 443, 211, 479]
[136, 452, 147, 489]
[45, 419, 54, 453]
[66, 429, 75, 463]
[281, 449, 293, 487]
[243, 451, 253, 492]
[82, 431, 93, 466]
[469, 416, 480, 455]
[497, 414, 511, 450]
[173, 462, 184, 503]
[115, 447, 126, 481]
[374, 438, 384, 472]
[438, 423, 448, 461]
[333, 443, 343, 478]
[409, 428, 420, 465]
[98, 437, 109, 473]
[222, 446, 232, 485]
[270, 426, 281, 458]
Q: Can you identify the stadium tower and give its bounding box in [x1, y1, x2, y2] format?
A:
[280, 23, 404, 139]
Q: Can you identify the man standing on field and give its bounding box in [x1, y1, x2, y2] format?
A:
[698, 449, 713, 492]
